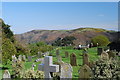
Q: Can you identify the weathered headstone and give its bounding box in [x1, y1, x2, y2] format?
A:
[97, 48, 103, 55]
[38, 51, 42, 58]
[32, 63, 36, 70]
[22, 55, 26, 62]
[18, 55, 22, 61]
[78, 64, 93, 78]
[56, 49, 60, 57]
[83, 53, 89, 66]
[27, 56, 32, 62]
[65, 51, 69, 58]
[70, 53, 77, 66]
[57, 56, 62, 63]
[35, 58, 44, 62]
[100, 51, 109, 60]
[107, 51, 116, 58]
[59, 62, 72, 79]
[38, 56, 59, 78]
[3, 70, 11, 79]
[12, 55, 17, 63]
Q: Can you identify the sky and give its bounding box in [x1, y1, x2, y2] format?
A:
[2, 2, 118, 34]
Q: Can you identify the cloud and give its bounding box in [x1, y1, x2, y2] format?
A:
[98, 14, 105, 17]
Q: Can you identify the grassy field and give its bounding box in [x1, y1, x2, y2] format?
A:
[1, 47, 99, 79]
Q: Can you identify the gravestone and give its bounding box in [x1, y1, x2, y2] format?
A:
[83, 53, 89, 66]
[100, 51, 109, 60]
[38, 56, 59, 78]
[107, 51, 116, 59]
[35, 58, 44, 62]
[59, 62, 72, 79]
[22, 55, 26, 62]
[57, 55, 62, 63]
[32, 63, 36, 70]
[18, 55, 22, 61]
[56, 49, 60, 57]
[28, 56, 32, 62]
[65, 51, 69, 58]
[97, 48, 103, 55]
[70, 53, 77, 66]
[38, 51, 42, 58]
[12, 55, 17, 63]
[79, 64, 93, 78]
[3, 70, 11, 79]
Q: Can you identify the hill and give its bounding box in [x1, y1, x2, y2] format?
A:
[15, 28, 118, 45]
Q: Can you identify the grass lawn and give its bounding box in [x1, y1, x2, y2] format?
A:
[1, 47, 99, 79]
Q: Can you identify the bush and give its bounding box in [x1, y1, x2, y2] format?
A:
[91, 35, 110, 46]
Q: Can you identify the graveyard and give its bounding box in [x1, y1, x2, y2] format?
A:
[1, 45, 120, 79]
[1, 2, 120, 79]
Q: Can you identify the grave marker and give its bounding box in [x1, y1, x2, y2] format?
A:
[79, 64, 93, 78]
[22, 55, 26, 62]
[65, 51, 69, 58]
[38, 56, 59, 78]
[83, 53, 89, 66]
[3, 70, 11, 79]
[28, 56, 32, 62]
[70, 53, 77, 66]
[97, 48, 103, 55]
[101, 51, 109, 60]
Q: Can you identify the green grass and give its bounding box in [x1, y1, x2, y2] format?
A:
[1, 47, 99, 79]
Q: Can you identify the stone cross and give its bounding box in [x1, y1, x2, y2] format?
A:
[38, 56, 59, 78]
[3, 70, 11, 79]
[70, 53, 77, 66]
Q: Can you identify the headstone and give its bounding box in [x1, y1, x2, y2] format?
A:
[56, 49, 60, 57]
[38, 56, 59, 78]
[100, 51, 109, 60]
[22, 55, 26, 62]
[70, 53, 77, 66]
[38, 52, 42, 58]
[18, 55, 22, 61]
[78, 64, 93, 78]
[57, 56, 62, 63]
[59, 62, 72, 79]
[34, 58, 44, 62]
[97, 48, 103, 55]
[12, 55, 17, 63]
[32, 63, 36, 70]
[83, 53, 89, 66]
[28, 56, 32, 62]
[3, 70, 11, 79]
[65, 51, 69, 58]
[107, 51, 116, 58]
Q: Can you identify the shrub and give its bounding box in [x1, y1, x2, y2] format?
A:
[91, 35, 110, 46]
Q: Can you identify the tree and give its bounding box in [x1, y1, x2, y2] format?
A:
[91, 35, 110, 46]
[52, 36, 76, 46]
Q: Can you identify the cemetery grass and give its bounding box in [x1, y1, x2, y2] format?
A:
[2, 47, 99, 79]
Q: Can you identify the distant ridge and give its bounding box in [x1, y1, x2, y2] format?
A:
[15, 28, 118, 45]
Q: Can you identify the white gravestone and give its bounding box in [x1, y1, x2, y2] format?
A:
[38, 56, 59, 79]
[3, 70, 11, 79]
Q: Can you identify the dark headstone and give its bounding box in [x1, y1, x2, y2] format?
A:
[70, 53, 77, 66]
[65, 51, 69, 58]
[83, 53, 89, 66]
[97, 48, 104, 55]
